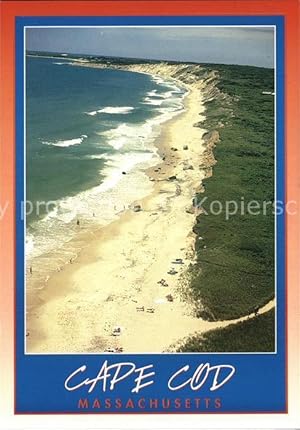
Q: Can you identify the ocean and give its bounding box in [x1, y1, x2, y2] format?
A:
[26, 56, 186, 279]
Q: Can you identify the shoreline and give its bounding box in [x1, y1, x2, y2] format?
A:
[26, 68, 210, 353]
[26, 63, 275, 353]
[25, 63, 188, 291]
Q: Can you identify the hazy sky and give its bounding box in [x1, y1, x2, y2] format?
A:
[26, 27, 274, 68]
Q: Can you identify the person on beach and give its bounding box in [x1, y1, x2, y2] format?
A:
[76, 219, 80, 226]
[29, 266, 33, 275]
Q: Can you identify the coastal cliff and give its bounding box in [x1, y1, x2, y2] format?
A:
[26, 53, 275, 353]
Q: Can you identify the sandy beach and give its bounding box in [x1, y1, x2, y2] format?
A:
[26, 65, 274, 353]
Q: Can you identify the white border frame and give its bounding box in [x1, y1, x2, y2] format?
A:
[23, 25, 277, 356]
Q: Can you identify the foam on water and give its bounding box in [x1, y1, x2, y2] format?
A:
[27, 154, 157, 261]
[86, 154, 107, 160]
[85, 110, 98, 116]
[26, 234, 35, 256]
[142, 97, 164, 106]
[42, 135, 87, 147]
[146, 90, 158, 97]
[99, 95, 185, 152]
[26, 72, 187, 277]
[100, 122, 154, 150]
[85, 106, 134, 116]
[97, 106, 134, 114]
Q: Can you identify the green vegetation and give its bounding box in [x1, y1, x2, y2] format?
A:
[177, 309, 275, 352]
[189, 64, 275, 324]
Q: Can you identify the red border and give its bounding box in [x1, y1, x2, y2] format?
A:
[0, 0, 298, 417]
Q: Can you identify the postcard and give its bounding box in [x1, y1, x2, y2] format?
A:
[0, 0, 299, 429]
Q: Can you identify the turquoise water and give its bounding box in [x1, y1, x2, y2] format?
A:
[26, 56, 186, 262]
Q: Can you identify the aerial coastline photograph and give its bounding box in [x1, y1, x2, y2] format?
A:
[25, 26, 275, 353]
